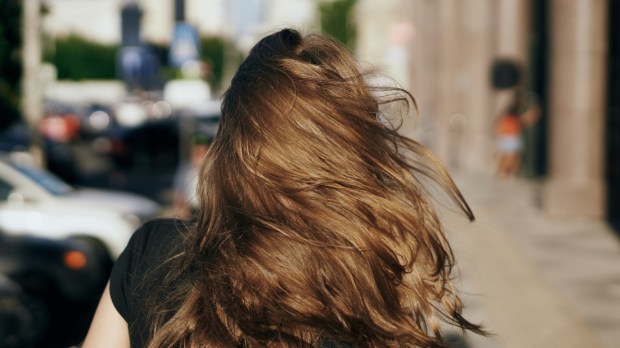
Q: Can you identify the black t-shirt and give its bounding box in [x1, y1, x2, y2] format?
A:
[109, 218, 189, 348]
[110, 219, 350, 347]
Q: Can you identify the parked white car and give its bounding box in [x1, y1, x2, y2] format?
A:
[0, 153, 160, 259]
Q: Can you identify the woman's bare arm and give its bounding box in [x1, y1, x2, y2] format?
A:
[82, 282, 130, 348]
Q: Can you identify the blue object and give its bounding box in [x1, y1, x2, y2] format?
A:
[169, 23, 200, 68]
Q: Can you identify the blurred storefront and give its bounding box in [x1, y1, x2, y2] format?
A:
[356, 0, 618, 226]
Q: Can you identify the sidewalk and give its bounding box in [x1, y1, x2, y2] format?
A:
[442, 173, 620, 348]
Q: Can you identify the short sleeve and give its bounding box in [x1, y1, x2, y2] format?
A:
[108, 222, 152, 321]
[108, 218, 187, 335]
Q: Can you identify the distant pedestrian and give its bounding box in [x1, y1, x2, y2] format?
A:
[496, 92, 540, 177]
[84, 28, 486, 348]
[172, 134, 210, 218]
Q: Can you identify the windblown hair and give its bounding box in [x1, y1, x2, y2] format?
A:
[149, 28, 483, 347]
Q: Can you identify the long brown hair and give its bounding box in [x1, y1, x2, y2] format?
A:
[149, 28, 483, 347]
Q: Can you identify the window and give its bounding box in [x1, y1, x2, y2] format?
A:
[0, 178, 14, 201]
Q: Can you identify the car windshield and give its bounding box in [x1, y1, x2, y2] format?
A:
[12, 163, 73, 196]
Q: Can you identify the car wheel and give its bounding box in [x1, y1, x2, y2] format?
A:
[0, 280, 49, 347]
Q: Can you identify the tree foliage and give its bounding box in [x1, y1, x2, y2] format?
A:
[200, 36, 243, 92]
[319, 0, 357, 51]
[47, 35, 119, 80]
[199, 37, 225, 91]
[146, 36, 240, 93]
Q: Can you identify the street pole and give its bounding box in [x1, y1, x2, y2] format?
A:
[175, 0, 185, 22]
[22, 0, 44, 165]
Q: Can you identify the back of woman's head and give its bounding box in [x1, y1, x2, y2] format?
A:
[150, 28, 483, 348]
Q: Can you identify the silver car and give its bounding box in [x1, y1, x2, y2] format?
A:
[0, 152, 161, 260]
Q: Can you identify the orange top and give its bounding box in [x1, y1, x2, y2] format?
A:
[497, 115, 521, 136]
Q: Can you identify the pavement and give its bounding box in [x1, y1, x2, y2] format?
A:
[441, 172, 620, 348]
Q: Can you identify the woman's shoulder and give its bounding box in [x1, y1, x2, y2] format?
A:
[121, 218, 190, 261]
[131, 218, 189, 252]
[109, 218, 192, 346]
[140, 217, 189, 234]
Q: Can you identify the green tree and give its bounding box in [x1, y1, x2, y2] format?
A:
[145, 37, 241, 93]
[47, 35, 119, 80]
[319, 0, 357, 51]
[200, 36, 242, 92]
[0, 0, 23, 130]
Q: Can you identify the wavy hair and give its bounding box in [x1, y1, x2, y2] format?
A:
[148, 28, 483, 347]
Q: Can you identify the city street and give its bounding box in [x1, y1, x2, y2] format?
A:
[443, 173, 620, 348]
[1, 0, 619, 346]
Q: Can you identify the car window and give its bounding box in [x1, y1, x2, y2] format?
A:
[0, 177, 13, 201]
[11, 163, 73, 196]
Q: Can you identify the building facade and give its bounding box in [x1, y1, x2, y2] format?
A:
[356, 0, 618, 224]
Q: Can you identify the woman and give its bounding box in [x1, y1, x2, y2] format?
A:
[84, 28, 484, 347]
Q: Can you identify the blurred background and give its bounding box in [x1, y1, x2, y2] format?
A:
[0, 0, 618, 347]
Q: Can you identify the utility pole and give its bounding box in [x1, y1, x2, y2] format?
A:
[175, 0, 185, 22]
[22, 0, 44, 165]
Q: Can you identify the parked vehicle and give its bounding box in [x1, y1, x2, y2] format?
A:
[39, 101, 81, 144]
[0, 275, 37, 348]
[80, 103, 117, 138]
[0, 123, 30, 154]
[39, 101, 111, 184]
[0, 153, 161, 260]
[0, 232, 109, 347]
